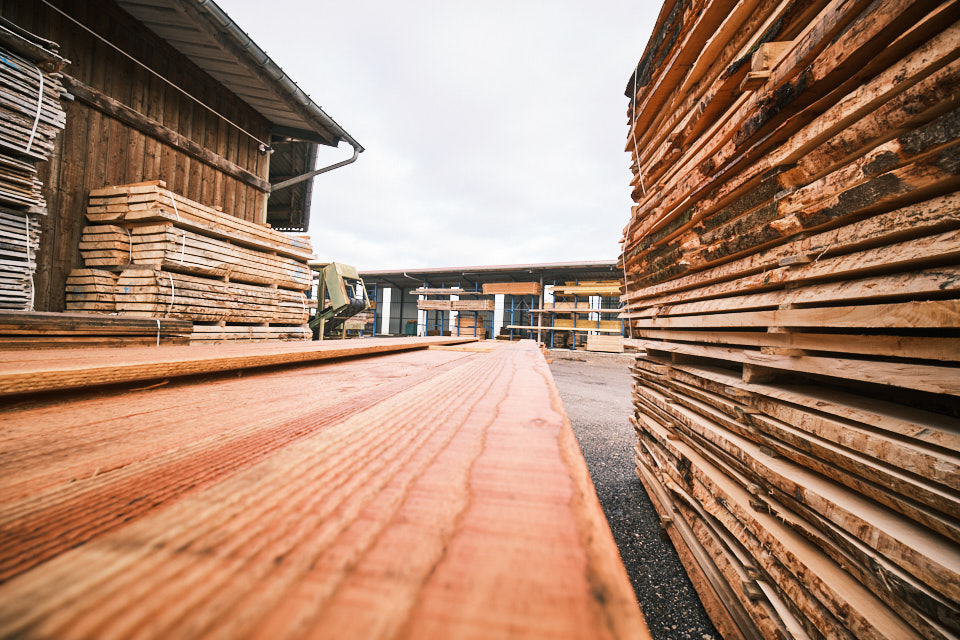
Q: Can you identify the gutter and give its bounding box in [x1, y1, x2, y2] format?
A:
[188, 0, 364, 152]
[271, 143, 360, 192]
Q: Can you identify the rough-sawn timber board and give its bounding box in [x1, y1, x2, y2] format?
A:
[0, 341, 649, 639]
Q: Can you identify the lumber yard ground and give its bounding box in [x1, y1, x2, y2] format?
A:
[549, 349, 717, 640]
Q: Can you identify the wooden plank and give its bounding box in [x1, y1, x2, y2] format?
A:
[629, 300, 960, 330]
[630, 328, 960, 361]
[0, 336, 481, 396]
[482, 282, 543, 295]
[635, 337, 960, 396]
[0, 342, 649, 639]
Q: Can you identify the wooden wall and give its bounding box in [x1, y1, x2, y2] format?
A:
[0, 0, 273, 311]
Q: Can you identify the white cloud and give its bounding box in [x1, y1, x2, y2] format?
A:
[217, 0, 657, 270]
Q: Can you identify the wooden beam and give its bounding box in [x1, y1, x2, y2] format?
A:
[62, 76, 271, 194]
[0, 336, 477, 396]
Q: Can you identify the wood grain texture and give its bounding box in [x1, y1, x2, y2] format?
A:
[622, 2, 960, 638]
[0, 341, 649, 640]
[0, 336, 477, 396]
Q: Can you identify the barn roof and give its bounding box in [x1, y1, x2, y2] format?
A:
[114, 0, 362, 151]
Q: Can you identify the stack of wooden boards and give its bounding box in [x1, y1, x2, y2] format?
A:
[66, 182, 314, 343]
[0, 23, 67, 310]
[0, 339, 649, 639]
[620, 2, 960, 639]
[0, 310, 189, 349]
[412, 286, 492, 338]
[512, 280, 623, 349]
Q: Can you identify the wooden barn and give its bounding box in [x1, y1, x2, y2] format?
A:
[0, 0, 361, 313]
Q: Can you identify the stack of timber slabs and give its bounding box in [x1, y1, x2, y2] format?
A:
[68, 182, 313, 342]
[412, 286, 493, 338]
[519, 280, 622, 349]
[0, 310, 189, 349]
[620, 2, 960, 640]
[0, 24, 67, 310]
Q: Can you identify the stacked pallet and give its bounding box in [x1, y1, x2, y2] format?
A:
[621, 2, 960, 640]
[0, 27, 67, 310]
[68, 182, 314, 343]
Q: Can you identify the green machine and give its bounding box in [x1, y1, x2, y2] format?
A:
[309, 262, 370, 340]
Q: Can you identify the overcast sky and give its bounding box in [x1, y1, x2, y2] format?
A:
[218, 0, 657, 270]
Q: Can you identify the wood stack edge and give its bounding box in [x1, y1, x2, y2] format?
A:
[65, 182, 314, 343]
[621, 2, 959, 639]
[0, 27, 67, 310]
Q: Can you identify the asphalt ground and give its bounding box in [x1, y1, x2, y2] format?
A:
[548, 350, 718, 640]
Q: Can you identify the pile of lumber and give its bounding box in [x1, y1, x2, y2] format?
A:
[0, 26, 67, 310]
[455, 313, 485, 338]
[0, 340, 649, 639]
[585, 334, 625, 353]
[68, 182, 314, 343]
[482, 281, 542, 296]
[412, 286, 493, 337]
[519, 280, 623, 348]
[0, 205, 40, 309]
[620, 2, 960, 639]
[0, 310, 188, 349]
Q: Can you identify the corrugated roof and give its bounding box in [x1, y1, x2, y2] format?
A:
[114, 0, 361, 150]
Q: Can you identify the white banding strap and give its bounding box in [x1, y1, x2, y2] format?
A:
[25, 66, 43, 154]
[26, 215, 34, 310]
[622, 63, 649, 340]
[168, 194, 181, 221]
[166, 194, 186, 264]
[156, 319, 161, 347]
[125, 228, 133, 263]
[165, 272, 176, 317]
[630, 64, 647, 198]
[299, 292, 307, 318]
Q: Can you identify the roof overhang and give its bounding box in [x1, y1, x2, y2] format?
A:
[114, 0, 362, 151]
[360, 261, 622, 289]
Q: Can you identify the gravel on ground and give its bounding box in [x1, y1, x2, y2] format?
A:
[548, 350, 718, 640]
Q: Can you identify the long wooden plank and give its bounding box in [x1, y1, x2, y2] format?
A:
[629, 299, 960, 330]
[635, 337, 960, 396]
[0, 341, 648, 639]
[627, 328, 960, 361]
[0, 336, 479, 396]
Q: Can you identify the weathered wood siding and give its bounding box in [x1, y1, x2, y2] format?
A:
[1, 0, 272, 311]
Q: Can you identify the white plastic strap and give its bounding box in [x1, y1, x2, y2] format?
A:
[166, 272, 176, 317]
[156, 319, 161, 347]
[26, 215, 34, 310]
[630, 64, 647, 198]
[125, 228, 133, 263]
[25, 66, 43, 154]
[165, 194, 186, 264]
[168, 194, 181, 221]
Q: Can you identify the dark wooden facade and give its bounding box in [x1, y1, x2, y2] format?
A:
[0, 0, 274, 311]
